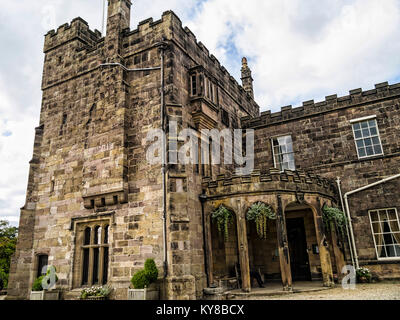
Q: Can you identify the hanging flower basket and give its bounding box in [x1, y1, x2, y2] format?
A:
[211, 205, 234, 242]
[322, 205, 347, 238]
[246, 202, 276, 240]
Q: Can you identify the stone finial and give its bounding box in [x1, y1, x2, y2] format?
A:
[241, 57, 254, 99]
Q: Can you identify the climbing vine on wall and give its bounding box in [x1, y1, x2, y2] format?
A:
[246, 202, 276, 240]
[322, 205, 347, 238]
[211, 205, 234, 242]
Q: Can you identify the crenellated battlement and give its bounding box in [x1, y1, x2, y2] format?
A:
[44, 17, 102, 53]
[202, 169, 337, 199]
[243, 81, 400, 128]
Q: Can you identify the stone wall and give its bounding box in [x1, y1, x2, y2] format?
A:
[245, 82, 400, 277]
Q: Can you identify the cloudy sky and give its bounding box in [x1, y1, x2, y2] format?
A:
[1, 0, 400, 226]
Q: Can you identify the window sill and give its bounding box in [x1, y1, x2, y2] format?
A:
[357, 154, 384, 161]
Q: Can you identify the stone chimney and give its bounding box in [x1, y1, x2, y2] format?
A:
[105, 0, 132, 58]
[241, 57, 254, 99]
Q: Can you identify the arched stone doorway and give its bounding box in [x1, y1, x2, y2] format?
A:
[210, 208, 239, 285]
[285, 202, 323, 282]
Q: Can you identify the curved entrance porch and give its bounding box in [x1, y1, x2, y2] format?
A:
[201, 169, 345, 293]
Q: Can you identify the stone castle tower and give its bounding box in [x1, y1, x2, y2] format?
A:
[8, 0, 400, 300]
[7, 0, 258, 299]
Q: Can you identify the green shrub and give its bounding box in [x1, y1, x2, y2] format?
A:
[31, 266, 59, 291]
[0, 269, 7, 290]
[131, 269, 150, 289]
[144, 259, 158, 283]
[32, 276, 45, 291]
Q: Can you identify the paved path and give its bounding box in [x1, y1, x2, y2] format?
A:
[244, 282, 400, 300]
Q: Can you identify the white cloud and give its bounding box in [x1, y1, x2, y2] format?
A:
[2, 0, 400, 226]
[187, 0, 400, 109]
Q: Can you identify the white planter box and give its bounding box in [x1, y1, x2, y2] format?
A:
[30, 290, 60, 300]
[128, 287, 159, 300]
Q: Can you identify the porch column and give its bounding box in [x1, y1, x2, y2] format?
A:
[313, 198, 334, 287]
[329, 221, 346, 282]
[276, 195, 292, 291]
[204, 213, 214, 286]
[236, 200, 251, 292]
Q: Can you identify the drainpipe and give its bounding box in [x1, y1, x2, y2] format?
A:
[99, 41, 169, 277]
[336, 177, 355, 268]
[199, 193, 210, 287]
[159, 43, 168, 279]
[343, 173, 400, 270]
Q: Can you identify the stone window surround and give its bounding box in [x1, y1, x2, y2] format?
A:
[70, 212, 114, 289]
[350, 115, 384, 160]
[368, 207, 400, 261]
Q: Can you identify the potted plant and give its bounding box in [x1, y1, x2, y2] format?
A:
[80, 285, 112, 300]
[356, 267, 372, 283]
[30, 266, 60, 300]
[128, 259, 159, 300]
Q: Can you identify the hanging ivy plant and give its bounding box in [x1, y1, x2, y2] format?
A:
[246, 202, 276, 240]
[211, 205, 234, 242]
[322, 205, 347, 238]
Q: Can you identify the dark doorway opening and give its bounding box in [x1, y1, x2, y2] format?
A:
[286, 218, 311, 281]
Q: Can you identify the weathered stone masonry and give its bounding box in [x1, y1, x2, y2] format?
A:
[7, 1, 400, 300]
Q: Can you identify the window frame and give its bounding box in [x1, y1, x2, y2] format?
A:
[190, 74, 197, 96]
[76, 221, 110, 288]
[271, 134, 296, 172]
[351, 116, 384, 159]
[368, 208, 400, 261]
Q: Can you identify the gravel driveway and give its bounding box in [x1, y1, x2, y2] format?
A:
[249, 282, 400, 300]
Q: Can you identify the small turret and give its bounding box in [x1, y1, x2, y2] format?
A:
[241, 57, 254, 99]
[106, 0, 131, 33]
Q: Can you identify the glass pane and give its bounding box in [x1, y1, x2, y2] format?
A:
[395, 245, 400, 257]
[289, 161, 296, 170]
[386, 245, 396, 257]
[361, 121, 369, 129]
[84, 227, 91, 245]
[372, 222, 381, 234]
[372, 137, 380, 145]
[354, 130, 362, 139]
[92, 248, 99, 284]
[356, 140, 364, 148]
[353, 123, 361, 130]
[358, 148, 366, 157]
[37, 255, 48, 277]
[391, 222, 400, 232]
[378, 246, 386, 258]
[364, 138, 372, 146]
[370, 127, 378, 135]
[370, 211, 378, 222]
[362, 129, 370, 137]
[286, 143, 293, 153]
[379, 211, 389, 222]
[373, 145, 382, 154]
[103, 247, 109, 284]
[82, 248, 90, 285]
[104, 225, 109, 244]
[366, 146, 374, 156]
[368, 120, 376, 127]
[388, 209, 397, 221]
